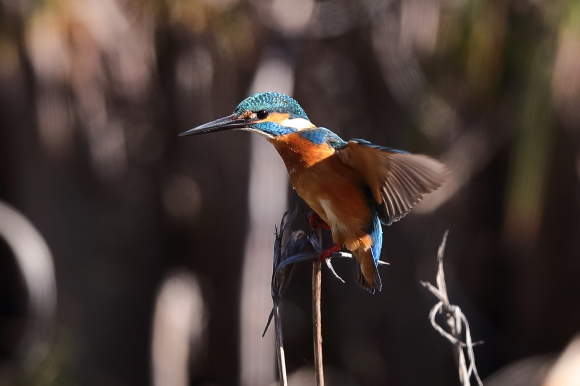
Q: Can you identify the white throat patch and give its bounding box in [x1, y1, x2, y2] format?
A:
[280, 117, 316, 130]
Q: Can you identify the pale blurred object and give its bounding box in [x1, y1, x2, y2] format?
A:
[151, 270, 207, 386]
[400, 0, 441, 56]
[0, 201, 56, 369]
[26, 0, 156, 180]
[542, 334, 580, 386]
[485, 333, 580, 386]
[250, 0, 315, 37]
[250, 0, 359, 38]
[270, 0, 315, 35]
[485, 355, 554, 386]
[239, 48, 294, 386]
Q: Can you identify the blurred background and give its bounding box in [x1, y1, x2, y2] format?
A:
[1, 0, 580, 385]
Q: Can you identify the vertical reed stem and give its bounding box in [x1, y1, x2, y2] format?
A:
[312, 227, 325, 386]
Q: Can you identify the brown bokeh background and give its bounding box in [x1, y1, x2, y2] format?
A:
[1, 0, 580, 385]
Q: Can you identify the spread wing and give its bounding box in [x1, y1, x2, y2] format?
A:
[336, 139, 448, 225]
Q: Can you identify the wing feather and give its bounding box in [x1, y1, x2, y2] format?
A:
[337, 140, 448, 225]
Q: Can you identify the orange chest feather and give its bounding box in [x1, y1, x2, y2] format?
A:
[270, 133, 335, 169]
[270, 134, 372, 237]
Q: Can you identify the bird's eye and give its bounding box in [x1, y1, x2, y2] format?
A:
[256, 110, 269, 120]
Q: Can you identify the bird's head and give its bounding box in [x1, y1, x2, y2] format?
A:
[179, 92, 315, 139]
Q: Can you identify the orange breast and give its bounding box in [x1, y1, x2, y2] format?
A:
[270, 133, 373, 249]
[270, 131, 333, 169]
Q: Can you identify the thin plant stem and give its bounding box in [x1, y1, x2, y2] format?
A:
[312, 228, 325, 386]
[274, 303, 288, 386]
[312, 260, 324, 386]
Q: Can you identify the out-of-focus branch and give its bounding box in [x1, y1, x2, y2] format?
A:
[151, 271, 207, 386]
[0, 201, 56, 369]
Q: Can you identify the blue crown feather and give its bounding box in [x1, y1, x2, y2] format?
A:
[234, 92, 309, 120]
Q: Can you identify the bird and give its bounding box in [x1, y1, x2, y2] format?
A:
[180, 92, 448, 293]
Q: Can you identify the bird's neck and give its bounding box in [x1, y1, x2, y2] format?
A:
[269, 132, 335, 171]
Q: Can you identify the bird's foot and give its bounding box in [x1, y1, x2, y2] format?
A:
[308, 211, 330, 230]
[319, 243, 341, 263]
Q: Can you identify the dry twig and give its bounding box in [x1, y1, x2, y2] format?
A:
[421, 231, 484, 386]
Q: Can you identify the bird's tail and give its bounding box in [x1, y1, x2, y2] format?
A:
[352, 247, 382, 293]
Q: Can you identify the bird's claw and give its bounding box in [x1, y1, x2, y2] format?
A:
[318, 243, 341, 263]
[324, 258, 346, 283]
[308, 211, 331, 230]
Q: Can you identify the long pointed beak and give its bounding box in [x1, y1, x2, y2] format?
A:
[179, 114, 247, 137]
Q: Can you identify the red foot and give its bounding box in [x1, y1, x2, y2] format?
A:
[319, 243, 341, 263]
[308, 211, 330, 230]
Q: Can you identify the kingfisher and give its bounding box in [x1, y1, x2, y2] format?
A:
[180, 92, 447, 293]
